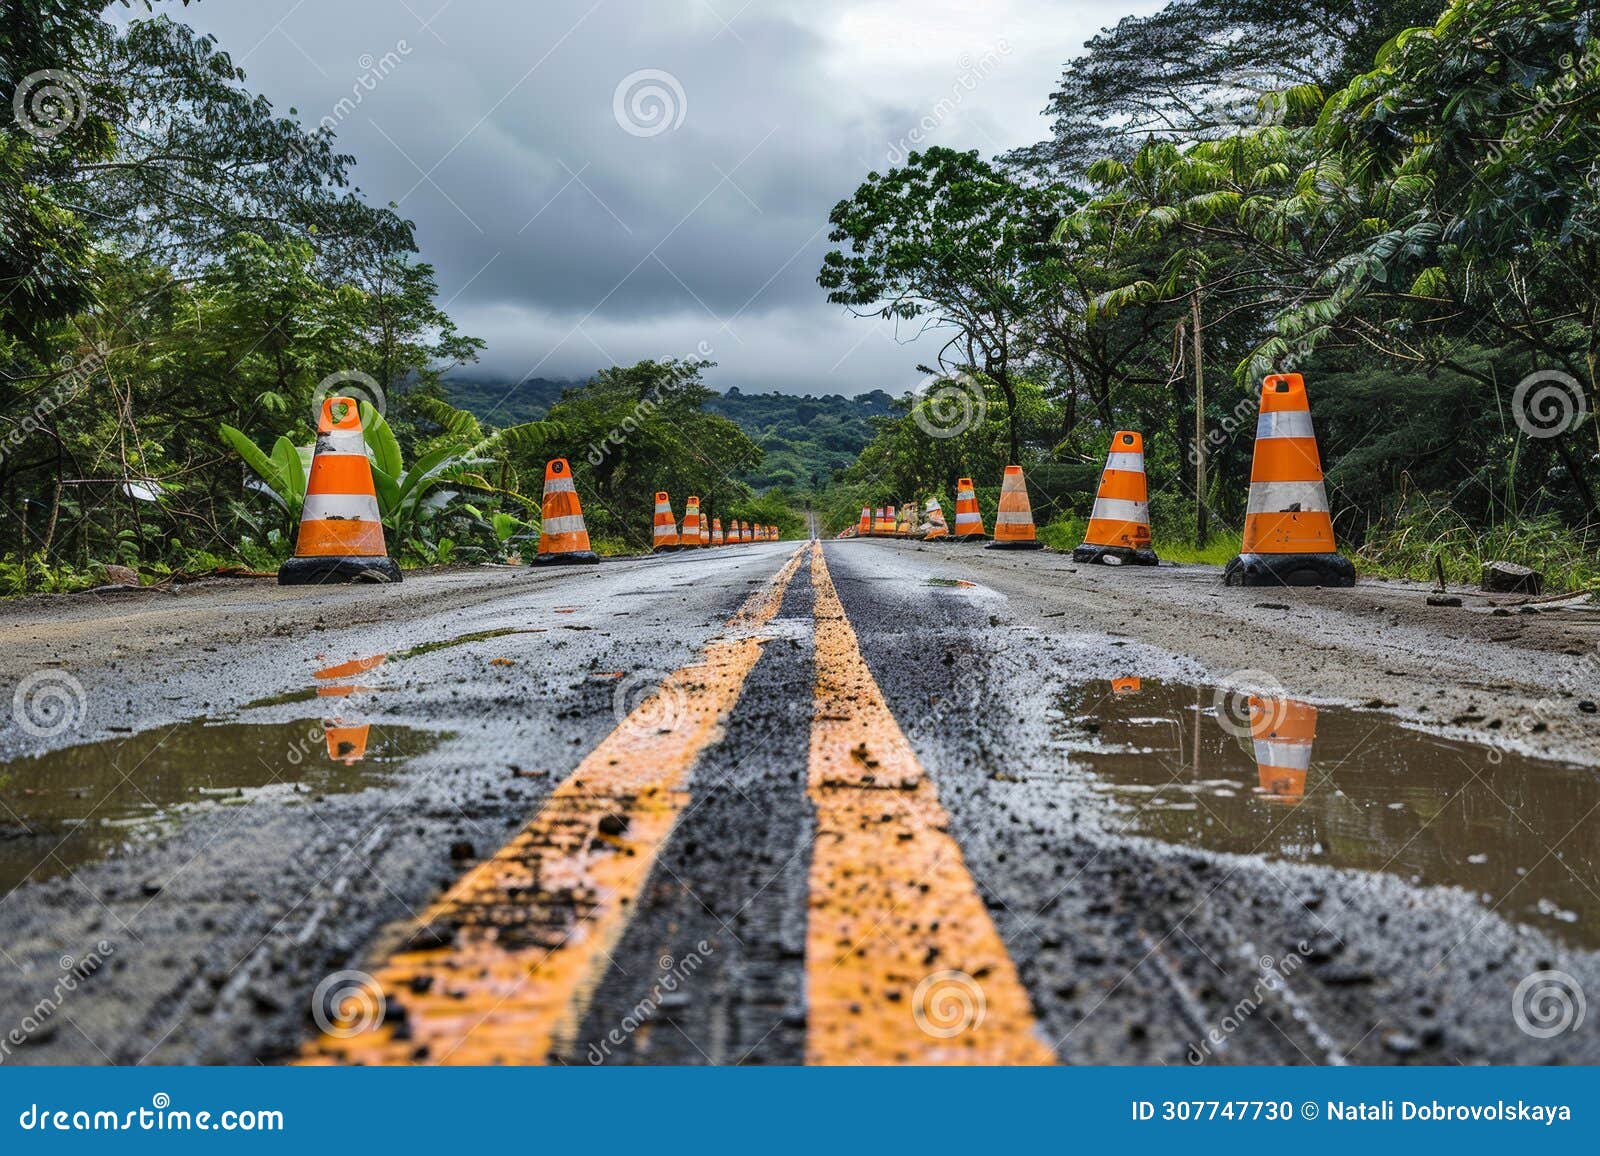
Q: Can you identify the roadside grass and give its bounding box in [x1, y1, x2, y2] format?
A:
[1040, 513, 1240, 565]
[1356, 504, 1600, 593]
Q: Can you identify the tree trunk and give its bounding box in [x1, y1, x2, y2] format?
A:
[1191, 290, 1208, 547]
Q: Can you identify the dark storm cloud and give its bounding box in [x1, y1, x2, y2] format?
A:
[173, 0, 1127, 391]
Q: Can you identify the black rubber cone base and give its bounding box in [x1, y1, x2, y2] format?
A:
[986, 539, 1044, 551]
[1223, 551, 1355, 588]
[532, 551, 599, 566]
[1073, 544, 1160, 567]
[278, 556, 402, 585]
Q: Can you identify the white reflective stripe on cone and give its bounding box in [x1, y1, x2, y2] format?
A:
[654, 527, 675, 540]
[542, 515, 587, 534]
[1246, 480, 1330, 514]
[994, 510, 1032, 525]
[320, 429, 367, 454]
[1255, 410, 1316, 440]
[543, 477, 577, 494]
[1104, 452, 1145, 473]
[1252, 741, 1313, 771]
[1090, 497, 1149, 523]
[954, 513, 982, 526]
[301, 493, 382, 522]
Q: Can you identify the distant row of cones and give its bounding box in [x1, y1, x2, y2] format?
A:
[653, 492, 778, 549]
[843, 374, 1355, 587]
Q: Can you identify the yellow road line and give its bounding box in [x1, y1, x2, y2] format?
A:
[300, 547, 808, 1065]
[805, 542, 1055, 1064]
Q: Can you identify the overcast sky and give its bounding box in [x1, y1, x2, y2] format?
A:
[173, 0, 1155, 396]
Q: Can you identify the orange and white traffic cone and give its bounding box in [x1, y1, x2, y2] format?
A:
[699, 519, 710, 546]
[652, 491, 680, 552]
[952, 477, 986, 540]
[1076, 431, 1158, 567]
[884, 504, 900, 538]
[1250, 696, 1315, 804]
[986, 466, 1042, 550]
[280, 396, 401, 585]
[1225, 373, 1354, 587]
[922, 497, 949, 541]
[1110, 676, 1141, 696]
[769, 524, 779, 541]
[532, 458, 598, 566]
[736, 520, 749, 543]
[679, 496, 703, 549]
[711, 517, 725, 546]
[857, 507, 871, 537]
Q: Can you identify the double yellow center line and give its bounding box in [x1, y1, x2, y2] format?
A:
[301, 543, 1052, 1065]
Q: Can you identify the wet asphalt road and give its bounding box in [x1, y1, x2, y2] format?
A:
[0, 540, 1597, 1065]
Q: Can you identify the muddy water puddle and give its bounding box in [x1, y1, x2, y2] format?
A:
[1056, 678, 1600, 948]
[0, 718, 442, 896]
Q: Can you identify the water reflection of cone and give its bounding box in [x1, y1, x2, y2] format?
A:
[315, 653, 385, 764]
[987, 466, 1042, 550]
[923, 496, 949, 541]
[1225, 373, 1355, 588]
[532, 458, 598, 566]
[952, 477, 986, 540]
[279, 397, 402, 585]
[711, 517, 725, 546]
[857, 507, 871, 537]
[652, 491, 680, 552]
[1076, 431, 1158, 566]
[1250, 696, 1315, 804]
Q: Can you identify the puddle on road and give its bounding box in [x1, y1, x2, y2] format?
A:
[1, 646, 445, 894]
[1057, 678, 1600, 948]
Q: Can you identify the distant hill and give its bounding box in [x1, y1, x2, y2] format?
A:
[443, 377, 894, 491]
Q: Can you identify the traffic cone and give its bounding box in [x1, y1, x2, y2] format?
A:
[279, 396, 401, 585]
[712, 517, 725, 546]
[1225, 373, 1355, 587]
[680, 496, 703, 548]
[986, 465, 1042, 550]
[1110, 676, 1141, 695]
[922, 496, 949, 541]
[884, 504, 900, 537]
[1075, 431, 1158, 566]
[699, 519, 710, 546]
[952, 477, 986, 540]
[652, 491, 679, 552]
[532, 458, 598, 566]
[857, 507, 871, 537]
[770, 524, 779, 541]
[739, 520, 751, 543]
[1250, 696, 1315, 805]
